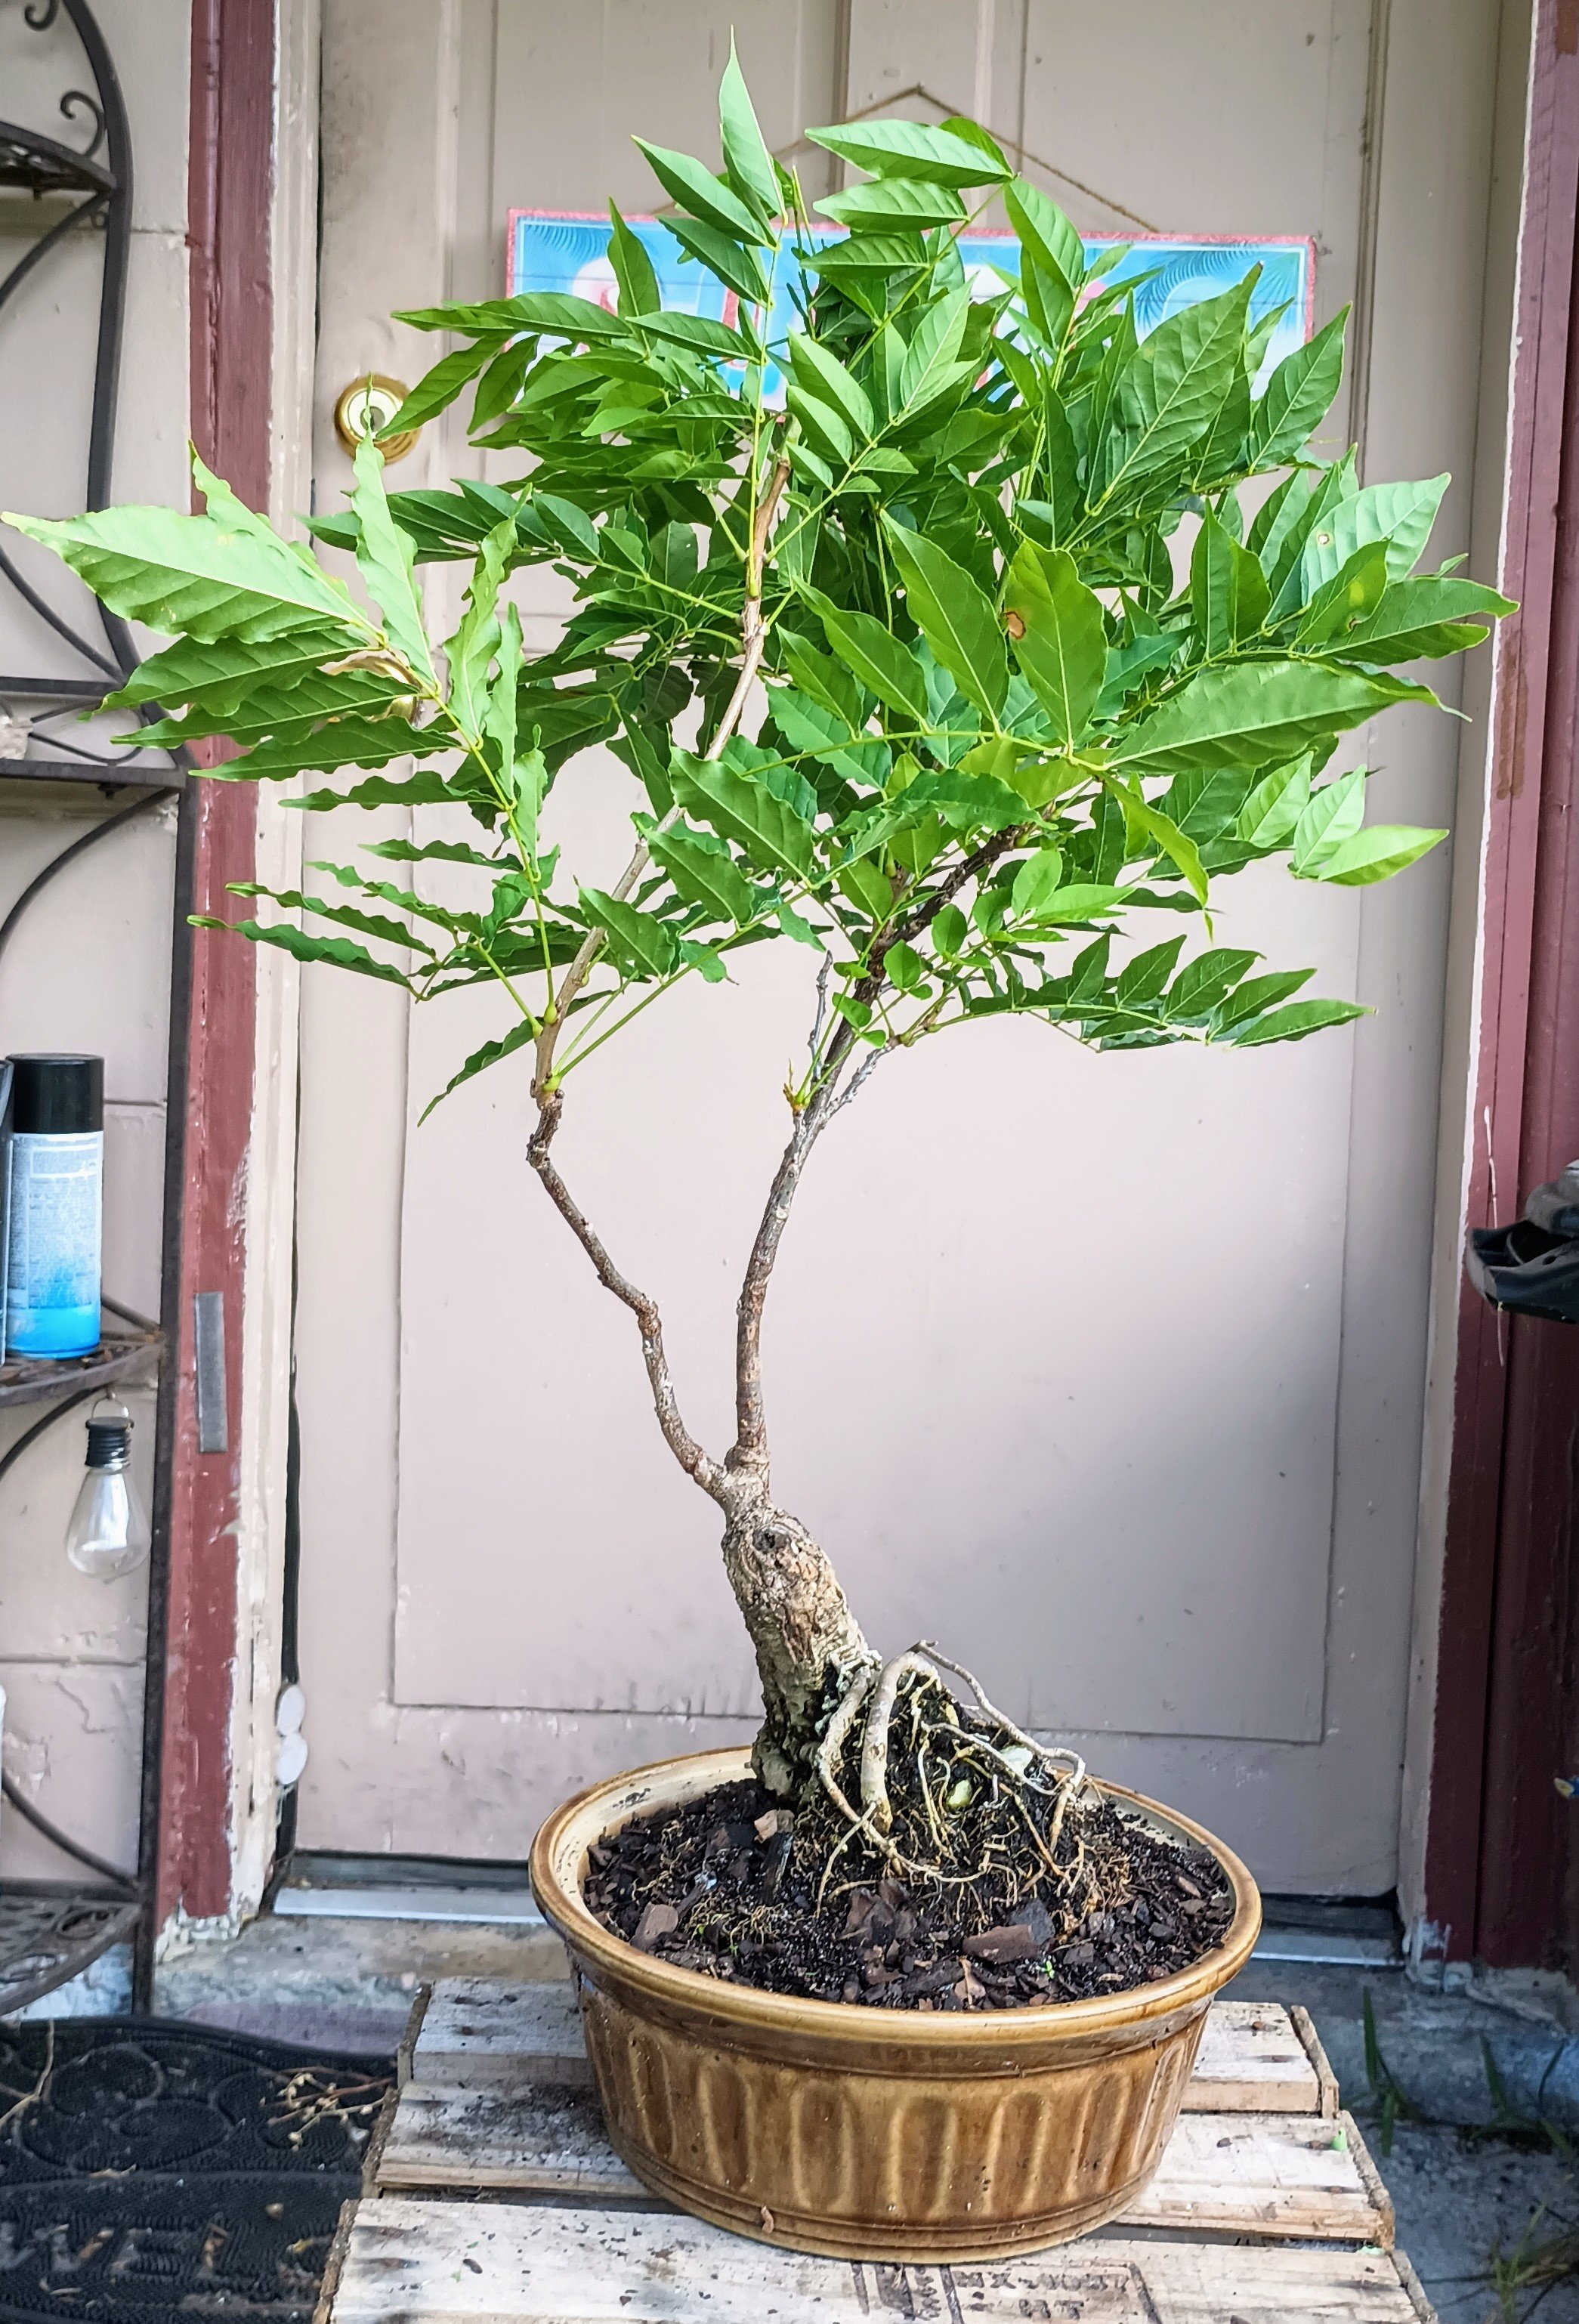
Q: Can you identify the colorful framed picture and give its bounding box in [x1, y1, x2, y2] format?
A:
[507, 211, 1315, 403]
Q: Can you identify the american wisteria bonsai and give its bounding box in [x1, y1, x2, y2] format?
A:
[9, 59, 1509, 1998]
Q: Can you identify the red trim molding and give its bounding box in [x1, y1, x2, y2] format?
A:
[1426, 0, 1579, 1965]
[155, 0, 276, 1929]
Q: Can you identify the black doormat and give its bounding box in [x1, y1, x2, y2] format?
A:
[0, 2018, 393, 2324]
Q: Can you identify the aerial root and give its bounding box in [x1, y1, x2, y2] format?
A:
[812, 1640, 1099, 1897]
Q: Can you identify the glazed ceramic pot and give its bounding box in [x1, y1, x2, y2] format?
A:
[530, 1745, 1260, 2262]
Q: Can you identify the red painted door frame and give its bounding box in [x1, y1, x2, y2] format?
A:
[1425, 0, 1579, 1967]
[143, 0, 277, 1940]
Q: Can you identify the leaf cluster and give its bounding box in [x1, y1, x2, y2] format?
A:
[4, 56, 1512, 1115]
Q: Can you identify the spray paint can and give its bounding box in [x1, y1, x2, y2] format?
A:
[4, 1055, 103, 1360]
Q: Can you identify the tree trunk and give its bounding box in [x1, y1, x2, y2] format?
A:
[718, 1477, 872, 1795]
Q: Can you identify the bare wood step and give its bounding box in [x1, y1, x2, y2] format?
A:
[331, 2196, 1424, 2324]
[375, 2080, 1389, 2245]
[407, 1980, 1330, 2115]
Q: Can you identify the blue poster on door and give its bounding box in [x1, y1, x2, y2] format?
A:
[507, 211, 1313, 404]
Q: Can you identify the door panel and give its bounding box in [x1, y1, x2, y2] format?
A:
[293, 0, 1504, 1888]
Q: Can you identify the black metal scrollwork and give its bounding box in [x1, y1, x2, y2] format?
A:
[0, 0, 184, 2007]
[58, 86, 107, 159]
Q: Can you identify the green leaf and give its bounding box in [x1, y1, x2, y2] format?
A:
[671, 749, 817, 879]
[366, 836, 504, 870]
[788, 332, 874, 437]
[292, 768, 466, 811]
[1211, 966, 1315, 1031]
[581, 886, 680, 978]
[1111, 783, 1210, 904]
[1304, 474, 1451, 591]
[212, 917, 413, 986]
[1095, 276, 1253, 505]
[629, 310, 754, 360]
[816, 178, 966, 229]
[806, 116, 1012, 187]
[787, 387, 854, 464]
[608, 202, 660, 318]
[718, 38, 780, 222]
[387, 341, 496, 434]
[1292, 766, 1366, 872]
[885, 939, 929, 992]
[1116, 936, 1187, 1007]
[420, 1016, 537, 1121]
[1236, 756, 1312, 848]
[632, 138, 767, 242]
[1296, 542, 1389, 648]
[932, 902, 968, 955]
[1117, 661, 1432, 776]
[881, 518, 1007, 717]
[228, 880, 436, 956]
[667, 216, 771, 304]
[5, 467, 367, 647]
[531, 491, 599, 561]
[897, 287, 968, 411]
[893, 768, 1027, 830]
[351, 440, 437, 688]
[1232, 997, 1367, 1045]
[1003, 541, 1105, 745]
[1168, 947, 1259, 1020]
[1027, 882, 1126, 921]
[1191, 513, 1269, 654]
[1334, 575, 1516, 664]
[1011, 847, 1065, 916]
[1310, 824, 1446, 884]
[398, 290, 630, 338]
[1250, 309, 1348, 465]
[1004, 178, 1083, 298]
[445, 518, 511, 738]
[648, 826, 756, 924]
[102, 629, 352, 713]
[819, 606, 929, 722]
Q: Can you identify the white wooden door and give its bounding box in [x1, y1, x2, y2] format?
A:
[292, 0, 1506, 1889]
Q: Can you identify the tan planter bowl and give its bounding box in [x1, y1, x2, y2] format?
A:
[530, 1745, 1261, 2262]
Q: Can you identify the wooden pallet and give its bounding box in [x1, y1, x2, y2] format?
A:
[319, 1977, 1432, 2324]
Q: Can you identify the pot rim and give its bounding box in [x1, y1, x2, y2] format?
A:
[530, 1745, 1262, 2050]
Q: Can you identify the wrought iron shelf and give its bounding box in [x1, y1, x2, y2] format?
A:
[1, 0, 181, 2014]
[0, 1327, 161, 1411]
[0, 119, 115, 199]
[0, 758, 184, 788]
[0, 1885, 140, 2017]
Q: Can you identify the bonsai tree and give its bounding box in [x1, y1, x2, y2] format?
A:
[9, 60, 1509, 1884]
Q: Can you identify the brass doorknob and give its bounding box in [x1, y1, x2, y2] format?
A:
[332, 373, 420, 462]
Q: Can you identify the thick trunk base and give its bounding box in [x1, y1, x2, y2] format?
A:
[720, 1490, 871, 1797]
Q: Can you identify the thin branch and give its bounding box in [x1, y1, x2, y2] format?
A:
[528, 1097, 728, 1504]
[732, 1029, 889, 1473]
[530, 450, 792, 1105]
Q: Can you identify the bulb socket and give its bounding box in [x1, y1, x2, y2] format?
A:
[85, 1418, 131, 1469]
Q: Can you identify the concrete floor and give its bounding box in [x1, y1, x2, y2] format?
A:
[156, 1920, 1579, 2322]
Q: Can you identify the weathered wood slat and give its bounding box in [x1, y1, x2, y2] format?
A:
[375, 2079, 1388, 2246]
[409, 1979, 1327, 2115]
[1188, 1999, 1324, 2112]
[332, 2196, 1423, 2324]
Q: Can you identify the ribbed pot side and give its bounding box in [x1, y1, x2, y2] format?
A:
[530, 1747, 1262, 2262]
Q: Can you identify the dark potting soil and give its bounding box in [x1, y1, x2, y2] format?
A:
[583, 1776, 1234, 2013]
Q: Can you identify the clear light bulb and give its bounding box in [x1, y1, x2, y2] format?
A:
[65, 1399, 150, 1578]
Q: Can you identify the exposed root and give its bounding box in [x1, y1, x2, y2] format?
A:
[806, 1640, 1103, 1927]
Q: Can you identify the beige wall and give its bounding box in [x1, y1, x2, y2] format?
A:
[0, 0, 190, 1884]
[289, 0, 1513, 1892]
